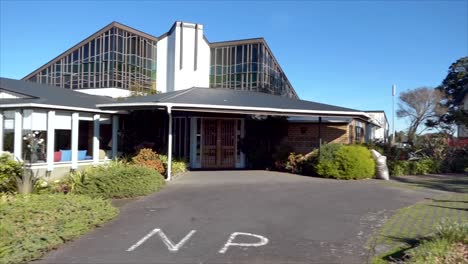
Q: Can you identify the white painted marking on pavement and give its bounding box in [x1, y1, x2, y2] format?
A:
[126, 229, 197, 252]
[158, 230, 197, 252]
[218, 232, 269, 254]
[127, 228, 161, 252]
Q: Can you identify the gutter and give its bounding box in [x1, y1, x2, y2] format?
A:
[96, 102, 370, 119]
[0, 103, 122, 114]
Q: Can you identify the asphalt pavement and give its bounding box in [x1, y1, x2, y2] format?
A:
[38, 171, 435, 264]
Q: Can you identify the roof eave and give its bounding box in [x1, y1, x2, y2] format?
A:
[0, 103, 121, 114]
[96, 102, 370, 119]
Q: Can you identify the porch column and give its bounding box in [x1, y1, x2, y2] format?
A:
[240, 118, 245, 168]
[93, 114, 100, 165]
[13, 110, 22, 160]
[46, 111, 55, 171]
[111, 115, 119, 158]
[167, 105, 173, 181]
[0, 111, 3, 152]
[71, 112, 79, 169]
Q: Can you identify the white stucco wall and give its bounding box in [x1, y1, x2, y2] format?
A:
[366, 112, 389, 142]
[159, 22, 210, 92]
[156, 36, 168, 93]
[76, 88, 132, 98]
[0, 90, 28, 99]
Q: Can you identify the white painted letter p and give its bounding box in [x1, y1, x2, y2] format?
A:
[219, 232, 269, 254]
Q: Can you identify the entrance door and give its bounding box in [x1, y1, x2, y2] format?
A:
[202, 119, 236, 168]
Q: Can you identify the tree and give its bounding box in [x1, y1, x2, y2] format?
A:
[397, 87, 444, 143]
[434, 57, 468, 128]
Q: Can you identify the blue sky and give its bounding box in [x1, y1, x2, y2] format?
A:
[1, 0, 467, 132]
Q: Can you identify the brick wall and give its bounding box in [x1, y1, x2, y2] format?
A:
[282, 123, 350, 154]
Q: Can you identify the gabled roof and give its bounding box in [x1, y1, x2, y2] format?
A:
[0, 78, 116, 113]
[98, 87, 369, 118]
[22, 21, 159, 80]
[208, 37, 298, 99]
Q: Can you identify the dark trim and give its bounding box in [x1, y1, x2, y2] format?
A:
[180, 22, 183, 70]
[194, 24, 198, 71]
[209, 37, 265, 47]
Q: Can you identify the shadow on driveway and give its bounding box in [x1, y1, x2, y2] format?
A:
[391, 173, 468, 193]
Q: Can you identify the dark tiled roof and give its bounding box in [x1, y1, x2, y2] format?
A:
[0, 78, 115, 111]
[102, 87, 362, 114]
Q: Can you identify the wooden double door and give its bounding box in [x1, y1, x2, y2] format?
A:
[202, 119, 237, 168]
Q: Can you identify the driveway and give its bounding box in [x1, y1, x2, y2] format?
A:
[39, 171, 437, 264]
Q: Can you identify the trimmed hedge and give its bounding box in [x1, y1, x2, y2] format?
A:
[316, 144, 375, 180]
[0, 194, 118, 264]
[72, 162, 165, 199]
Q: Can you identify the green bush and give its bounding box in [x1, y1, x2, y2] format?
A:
[158, 154, 188, 176]
[388, 160, 411, 176]
[410, 158, 440, 175]
[316, 144, 375, 180]
[0, 194, 118, 264]
[0, 154, 22, 193]
[72, 162, 165, 199]
[388, 159, 441, 176]
[318, 143, 342, 162]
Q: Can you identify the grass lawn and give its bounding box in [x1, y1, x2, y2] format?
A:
[369, 192, 468, 263]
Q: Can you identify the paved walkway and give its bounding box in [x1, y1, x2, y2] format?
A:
[38, 171, 439, 264]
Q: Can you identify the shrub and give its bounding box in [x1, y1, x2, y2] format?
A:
[272, 144, 295, 171]
[301, 149, 320, 175]
[410, 158, 440, 175]
[388, 160, 411, 176]
[388, 159, 441, 176]
[316, 144, 375, 180]
[132, 148, 165, 175]
[158, 154, 188, 176]
[172, 160, 188, 175]
[407, 220, 468, 264]
[0, 194, 118, 264]
[0, 154, 22, 193]
[318, 143, 342, 162]
[72, 162, 165, 199]
[444, 146, 468, 173]
[284, 153, 304, 174]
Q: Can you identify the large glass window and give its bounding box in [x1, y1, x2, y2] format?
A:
[209, 42, 297, 98]
[22, 110, 47, 163]
[26, 26, 158, 93]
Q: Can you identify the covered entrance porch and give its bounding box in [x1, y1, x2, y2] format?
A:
[193, 117, 244, 169]
[97, 87, 372, 180]
[118, 110, 245, 171]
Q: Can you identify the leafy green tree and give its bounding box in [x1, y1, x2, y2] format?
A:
[430, 57, 468, 129]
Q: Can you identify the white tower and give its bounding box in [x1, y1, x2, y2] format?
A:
[157, 22, 211, 93]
